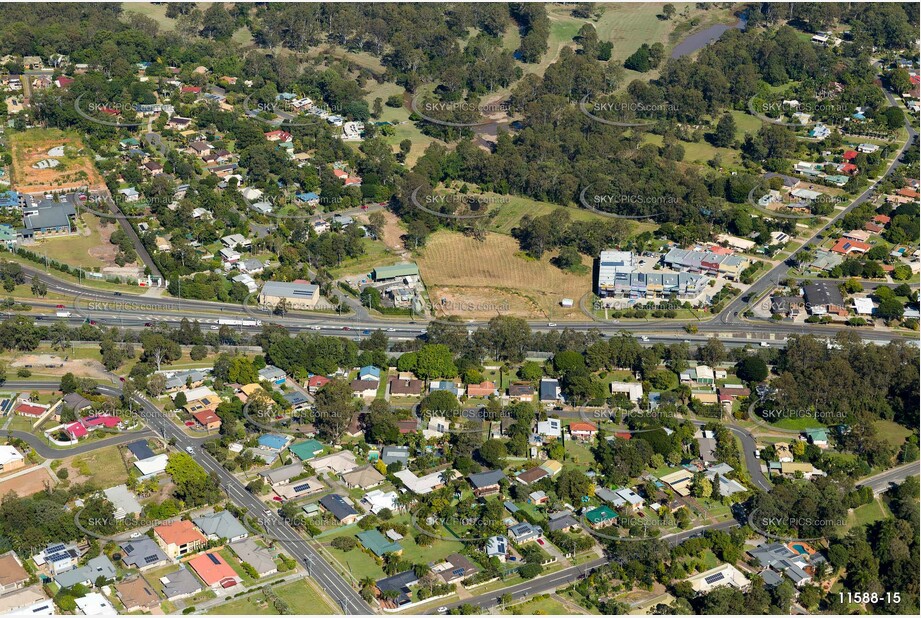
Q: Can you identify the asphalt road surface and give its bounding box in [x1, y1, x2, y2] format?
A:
[95, 385, 374, 615]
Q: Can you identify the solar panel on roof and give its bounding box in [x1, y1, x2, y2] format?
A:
[292, 483, 312, 493]
[452, 568, 464, 576]
[704, 573, 725, 584]
[208, 553, 220, 565]
[47, 552, 71, 563]
[46, 544, 66, 554]
[144, 555, 159, 564]
[124, 544, 134, 553]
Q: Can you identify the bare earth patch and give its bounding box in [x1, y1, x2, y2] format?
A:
[416, 231, 590, 320]
[12, 354, 111, 380]
[0, 466, 55, 497]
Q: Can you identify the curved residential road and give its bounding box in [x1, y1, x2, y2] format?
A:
[690, 419, 771, 492]
[8, 428, 156, 459]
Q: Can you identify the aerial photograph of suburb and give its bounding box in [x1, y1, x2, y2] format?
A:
[0, 1, 916, 616]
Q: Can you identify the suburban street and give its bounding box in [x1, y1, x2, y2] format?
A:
[93, 384, 374, 616]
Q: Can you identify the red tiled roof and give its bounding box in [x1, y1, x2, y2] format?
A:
[181, 86, 201, 94]
[187, 552, 238, 586]
[66, 422, 87, 438]
[83, 415, 121, 428]
[154, 520, 206, 547]
[569, 422, 598, 433]
[15, 403, 46, 416]
[193, 409, 220, 426]
[843, 150, 858, 161]
[840, 163, 857, 174]
[615, 432, 632, 440]
[897, 187, 920, 199]
[308, 375, 330, 388]
[831, 237, 870, 254]
[873, 214, 891, 224]
[864, 222, 883, 233]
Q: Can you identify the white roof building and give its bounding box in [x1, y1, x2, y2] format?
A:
[75, 592, 117, 615]
[609, 381, 643, 402]
[361, 489, 399, 514]
[394, 469, 457, 495]
[0, 445, 24, 469]
[687, 563, 750, 594]
[134, 454, 168, 478]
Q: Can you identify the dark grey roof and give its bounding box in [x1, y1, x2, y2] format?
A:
[539, 379, 560, 401]
[126, 440, 155, 461]
[160, 566, 202, 599]
[319, 493, 357, 521]
[381, 446, 410, 465]
[803, 281, 844, 308]
[283, 391, 309, 406]
[760, 569, 784, 587]
[193, 511, 248, 540]
[748, 542, 798, 568]
[376, 570, 419, 604]
[468, 469, 505, 489]
[63, 392, 92, 411]
[23, 199, 76, 231]
[119, 538, 168, 568]
[546, 510, 579, 532]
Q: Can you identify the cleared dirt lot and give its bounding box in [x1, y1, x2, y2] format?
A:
[416, 230, 591, 320]
[0, 466, 55, 497]
[9, 128, 106, 194]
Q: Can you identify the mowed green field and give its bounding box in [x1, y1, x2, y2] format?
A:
[207, 579, 338, 615]
[484, 193, 655, 236]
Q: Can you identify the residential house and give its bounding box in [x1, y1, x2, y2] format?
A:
[193, 511, 248, 543]
[118, 539, 169, 571]
[569, 422, 598, 442]
[584, 505, 618, 529]
[539, 378, 561, 403]
[53, 555, 116, 589]
[546, 510, 580, 533]
[381, 446, 410, 467]
[0, 552, 29, 593]
[351, 379, 378, 399]
[485, 536, 509, 562]
[289, 439, 324, 462]
[357, 529, 403, 557]
[360, 489, 399, 515]
[115, 578, 160, 613]
[229, 539, 277, 578]
[508, 522, 542, 544]
[312, 451, 358, 475]
[75, 592, 116, 615]
[394, 468, 455, 495]
[431, 553, 479, 584]
[468, 469, 505, 497]
[389, 377, 423, 397]
[319, 494, 360, 524]
[0, 445, 25, 473]
[609, 381, 643, 403]
[508, 383, 534, 402]
[687, 563, 750, 594]
[358, 365, 381, 382]
[159, 566, 203, 601]
[260, 463, 307, 487]
[466, 381, 497, 398]
[188, 552, 241, 590]
[153, 520, 207, 559]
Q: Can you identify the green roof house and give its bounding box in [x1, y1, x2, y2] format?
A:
[357, 529, 403, 557]
[804, 429, 828, 446]
[290, 439, 325, 461]
[585, 505, 618, 528]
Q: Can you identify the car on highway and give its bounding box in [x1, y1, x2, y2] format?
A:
[312, 325, 322, 330]
[89, 320, 97, 325]
[144, 322, 152, 327]
[436, 607, 448, 614]
[362, 330, 371, 335]
[342, 326, 351, 331]
[640, 336, 649, 342]
[186, 446, 195, 454]
[547, 322, 557, 327]
[386, 327, 396, 332]
[114, 292, 122, 296]
[56, 304, 65, 309]
[760, 341, 770, 347]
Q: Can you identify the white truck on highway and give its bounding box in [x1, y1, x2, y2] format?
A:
[217, 318, 263, 327]
[56, 311, 72, 318]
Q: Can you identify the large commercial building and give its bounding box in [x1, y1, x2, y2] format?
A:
[596, 250, 707, 300]
[662, 248, 749, 280]
[259, 280, 320, 310]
